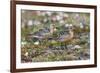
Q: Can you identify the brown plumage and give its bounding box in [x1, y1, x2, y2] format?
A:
[59, 28, 74, 42]
[64, 29, 74, 42]
[59, 25, 74, 47]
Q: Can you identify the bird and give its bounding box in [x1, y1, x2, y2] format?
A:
[59, 24, 74, 42]
[58, 24, 74, 47]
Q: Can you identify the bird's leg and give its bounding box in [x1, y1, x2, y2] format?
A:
[64, 42, 68, 50]
[60, 42, 63, 50]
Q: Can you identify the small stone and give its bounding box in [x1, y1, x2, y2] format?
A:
[74, 45, 82, 49]
[24, 52, 28, 57]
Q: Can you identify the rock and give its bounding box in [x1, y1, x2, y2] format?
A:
[21, 55, 32, 62]
[67, 45, 82, 50]
[79, 51, 90, 60]
[67, 45, 73, 49]
[74, 45, 82, 49]
[24, 52, 28, 57]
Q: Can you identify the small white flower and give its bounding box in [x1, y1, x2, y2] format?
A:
[59, 20, 64, 24]
[46, 12, 52, 16]
[69, 24, 73, 27]
[43, 18, 47, 22]
[56, 15, 62, 21]
[65, 24, 69, 27]
[54, 28, 57, 31]
[75, 14, 79, 18]
[80, 23, 84, 28]
[28, 20, 33, 26]
[21, 42, 27, 45]
[34, 41, 39, 45]
[21, 41, 27, 47]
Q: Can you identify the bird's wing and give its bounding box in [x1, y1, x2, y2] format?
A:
[58, 34, 69, 42]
